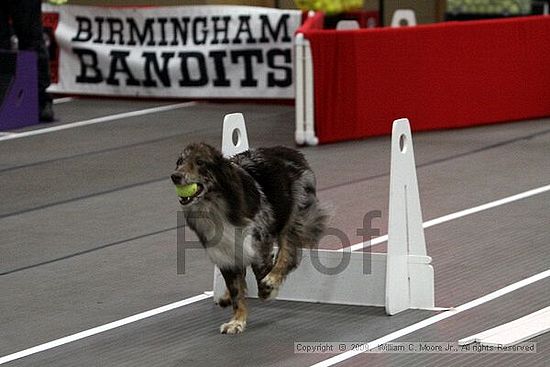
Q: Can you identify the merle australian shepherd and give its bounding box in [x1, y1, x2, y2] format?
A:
[171, 143, 327, 334]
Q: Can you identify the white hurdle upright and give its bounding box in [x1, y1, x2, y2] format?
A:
[386, 118, 434, 314]
[390, 9, 418, 27]
[221, 113, 250, 157]
[213, 114, 435, 314]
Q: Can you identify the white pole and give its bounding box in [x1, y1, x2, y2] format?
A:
[295, 33, 306, 145]
[304, 39, 319, 145]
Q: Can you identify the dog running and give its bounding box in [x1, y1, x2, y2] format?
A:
[171, 142, 327, 334]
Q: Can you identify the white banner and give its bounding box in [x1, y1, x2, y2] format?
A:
[42, 5, 301, 98]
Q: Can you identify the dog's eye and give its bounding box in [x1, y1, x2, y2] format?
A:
[176, 157, 183, 166]
[196, 159, 206, 167]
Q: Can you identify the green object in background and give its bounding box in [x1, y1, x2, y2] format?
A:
[447, 0, 530, 14]
[294, 0, 364, 14]
[48, 0, 69, 5]
[175, 183, 199, 198]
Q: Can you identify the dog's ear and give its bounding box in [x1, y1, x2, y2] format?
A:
[198, 142, 225, 162]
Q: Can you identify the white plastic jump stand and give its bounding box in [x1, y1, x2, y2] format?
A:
[213, 115, 434, 315]
[391, 9, 418, 27]
[336, 20, 360, 30]
[212, 113, 251, 292]
[386, 118, 434, 314]
[221, 113, 249, 157]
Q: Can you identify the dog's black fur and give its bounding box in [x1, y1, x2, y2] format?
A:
[171, 143, 327, 334]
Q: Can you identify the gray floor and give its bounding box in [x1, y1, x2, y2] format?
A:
[0, 98, 549, 366]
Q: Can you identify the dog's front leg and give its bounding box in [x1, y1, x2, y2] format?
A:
[219, 267, 247, 334]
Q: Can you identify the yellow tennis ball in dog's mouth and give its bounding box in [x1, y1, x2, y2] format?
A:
[175, 183, 199, 198]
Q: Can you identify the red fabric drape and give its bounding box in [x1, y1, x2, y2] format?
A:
[303, 16, 550, 144]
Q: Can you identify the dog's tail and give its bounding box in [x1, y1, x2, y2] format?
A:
[289, 172, 330, 248]
[297, 199, 330, 248]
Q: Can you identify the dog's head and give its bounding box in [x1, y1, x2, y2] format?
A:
[171, 142, 224, 206]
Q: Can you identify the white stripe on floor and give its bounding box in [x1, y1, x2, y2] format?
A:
[53, 97, 76, 104]
[0, 101, 198, 142]
[0, 293, 212, 365]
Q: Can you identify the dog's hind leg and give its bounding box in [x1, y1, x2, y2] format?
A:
[216, 288, 232, 308]
[219, 268, 248, 334]
[258, 234, 299, 300]
[252, 251, 274, 299]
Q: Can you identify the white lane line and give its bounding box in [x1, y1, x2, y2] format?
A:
[348, 183, 550, 252]
[0, 293, 212, 365]
[0, 101, 198, 142]
[347, 234, 388, 252]
[53, 97, 76, 104]
[309, 269, 550, 367]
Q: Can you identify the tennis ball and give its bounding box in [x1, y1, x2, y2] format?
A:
[175, 183, 198, 198]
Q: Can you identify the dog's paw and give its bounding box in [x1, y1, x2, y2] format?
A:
[220, 320, 246, 334]
[258, 273, 281, 300]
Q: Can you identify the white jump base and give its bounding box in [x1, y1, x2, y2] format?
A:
[459, 306, 550, 347]
[214, 113, 435, 315]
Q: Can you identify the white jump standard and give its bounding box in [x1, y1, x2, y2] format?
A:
[214, 114, 435, 314]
